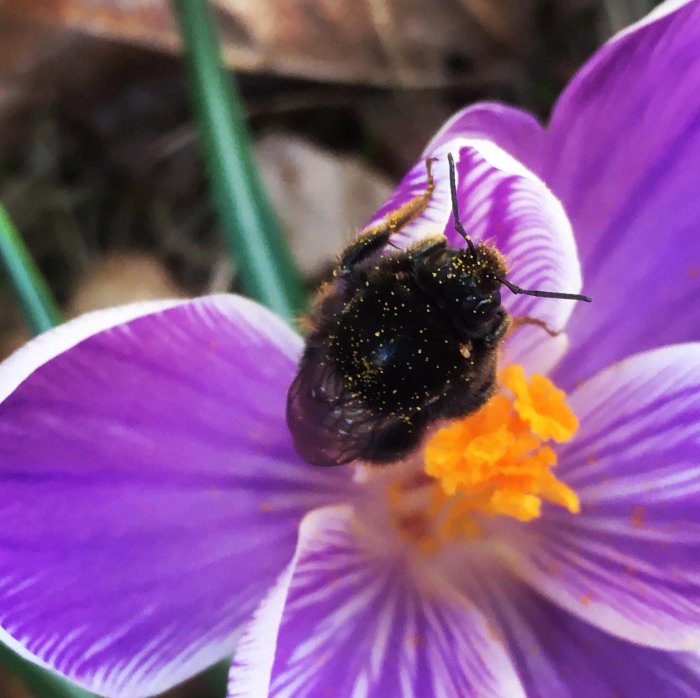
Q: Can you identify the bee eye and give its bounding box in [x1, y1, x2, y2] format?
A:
[473, 296, 499, 316]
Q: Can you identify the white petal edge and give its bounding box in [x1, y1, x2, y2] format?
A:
[566, 0, 697, 98]
[227, 507, 345, 698]
[438, 138, 534, 179]
[0, 299, 182, 403]
[0, 300, 192, 689]
[0, 295, 300, 405]
[613, 0, 695, 41]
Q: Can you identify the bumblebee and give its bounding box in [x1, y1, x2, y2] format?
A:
[287, 154, 590, 466]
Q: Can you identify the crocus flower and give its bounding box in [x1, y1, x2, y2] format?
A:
[1, 1, 700, 696]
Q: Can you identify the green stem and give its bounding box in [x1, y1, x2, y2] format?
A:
[172, 0, 306, 321]
[200, 657, 231, 696]
[0, 643, 98, 698]
[0, 204, 61, 334]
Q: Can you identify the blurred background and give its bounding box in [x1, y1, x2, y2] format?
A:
[0, 0, 658, 695]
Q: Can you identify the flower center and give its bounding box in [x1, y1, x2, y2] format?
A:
[426, 364, 579, 521]
[387, 364, 580, 551]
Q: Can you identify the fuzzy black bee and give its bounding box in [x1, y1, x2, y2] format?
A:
[287, 154, 590, 467]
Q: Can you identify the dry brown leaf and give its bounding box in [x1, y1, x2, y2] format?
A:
[458, 0, 535, 49]
[0, 14, 71, 148]
[3, 0, 506, 86]
[68, 252, 185, 316]
[0, 667, 32, 698]
[256, 131, 394, 277]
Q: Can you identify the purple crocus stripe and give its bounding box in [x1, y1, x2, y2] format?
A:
[520, 538, 700, 650]
[229, 507, 525, 698]
[465, 562, 700, 696]
[562, 386, 699, 479]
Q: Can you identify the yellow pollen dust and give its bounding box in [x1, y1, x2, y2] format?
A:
[423, 364, 580, 523]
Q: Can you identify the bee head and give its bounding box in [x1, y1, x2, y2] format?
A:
[431, 244, 505, 321]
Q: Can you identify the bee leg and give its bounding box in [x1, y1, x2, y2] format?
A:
[361, 157, 437, 238]
[408, 234, 448, 259]
[338, 157, 437, 275]
[336, 229, 395, 275]
[509, 315, 561, 338]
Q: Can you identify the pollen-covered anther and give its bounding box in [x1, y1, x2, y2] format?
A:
[423, 364, 580, 524]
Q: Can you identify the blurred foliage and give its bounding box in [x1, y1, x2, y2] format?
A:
[173, 0, 305, 321]
[0, 202, 61, 333]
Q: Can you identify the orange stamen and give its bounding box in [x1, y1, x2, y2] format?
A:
[423, 364, 580, 524]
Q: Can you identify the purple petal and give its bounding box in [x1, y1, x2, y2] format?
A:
[542, 0, 700, 385]
[422, 101, 545, 173]
[0, 296, 355, 697]
[468, 571, 700, 697]
[502, 327, 570, 378]
[228, 505, 524, 698]
[501, 343, 700, 650]
[362, 139, 583, 373]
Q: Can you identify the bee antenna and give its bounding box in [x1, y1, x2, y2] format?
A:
[447, 153, 478, 259]
[497, 275, 592, 303]
[446, 152, 590, 303]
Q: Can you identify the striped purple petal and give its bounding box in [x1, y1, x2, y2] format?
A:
[542, 0, 700, 386]
[501, 343, 700, 651]
[0, 296, 355, 697]
[362, 141, 583, 374]
[228, 506, 525, 698]
[422, 101, 545, 173]
[467, 570, 700, 697]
